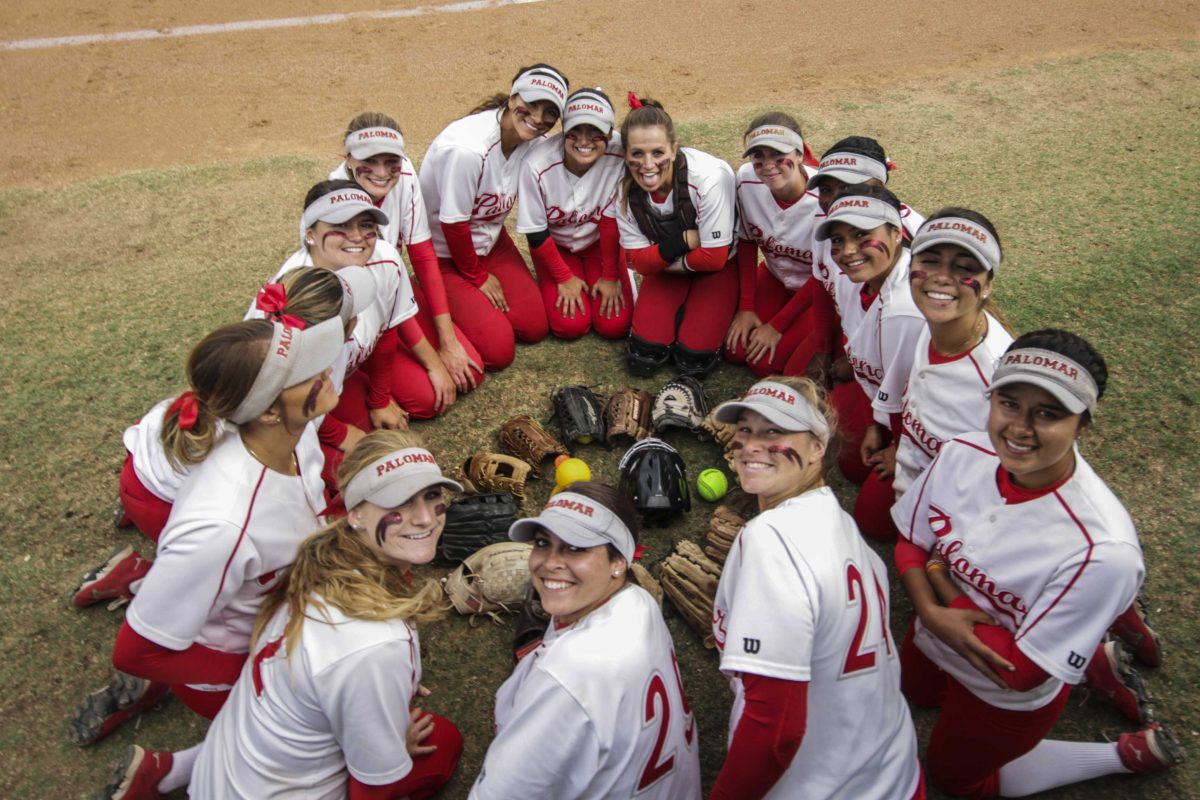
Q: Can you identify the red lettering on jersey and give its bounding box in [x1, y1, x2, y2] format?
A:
[637, 674, 676, 790]
[847, 353, 883, 385]
[712, 607, 728, 650]
[472, 192, 516, 220]
[252, 635, 284, 696]
[754, 231, 813, 265]
[927, 504, 953, 537]
[543, 497, 595, 517]
[545, 205, 605, 227]
[901, 398, 944, 459]
[940, 540, 1030, 618]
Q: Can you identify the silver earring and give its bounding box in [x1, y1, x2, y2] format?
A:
[612, 570, 623, 578]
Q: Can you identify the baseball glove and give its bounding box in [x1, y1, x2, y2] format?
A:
[605, 387, 654, 442]
[460, 453, 533, 503]
[441, 541, 533, 619]
[437, 492, 518, 563]
[551, 386, 606, 446]
[698, 408, 737, 448]
[631, 562, 663, 609]
[660, 540, 722, 648]
[651, 375, 709, 435]
[704, 504, 747, 564]
[499, 415, 568, 477]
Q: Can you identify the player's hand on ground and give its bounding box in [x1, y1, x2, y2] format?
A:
[725, 310, 761, 351]
[921, 604, 1015, 690]
[480, 274, 509, 312]
[438, 339, 481, 392]
[746, 322, 783, 365]
[406, 708, 438, 756]
[684, 228, 701, 250]
[591, 278, 625, 318]
[428, 363, 458, 413]
[555, 275, 588, 319]
[340, 424, 367, 453]
[369, 400, 406, 431]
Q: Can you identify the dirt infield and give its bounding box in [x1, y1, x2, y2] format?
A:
[2, 0, 1197, 188]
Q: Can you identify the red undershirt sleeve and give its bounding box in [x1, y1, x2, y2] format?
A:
[627, 244, 670, 276]
[887, 412, 903, 438]
[738, 240, 758, 312]
[948, 596, 1052, 691]
[362, 327, 399, 409]
[894, 537, 929, 575]
[808, 280, 837, 353]
[708, 674, 808, 800]
[529, 236, 574, 284]
[682, 244, 730, 273]
[112, 620, 246, 686]
[405, 239, 450, 317]
[599, 216, 621, 281]
[318, 414, 349, 448]
[440, 221, 487, 287]
[397, 318, 424, 350]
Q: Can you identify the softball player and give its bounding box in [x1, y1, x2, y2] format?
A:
[854, 208, 1015, 540]
[893, 330, 1182, 797]
[709, 377, 923, 799]
[516, 88, 634, 340]
[614, 95, 739, 377]
[80, 317, 343, 799]
[185, 430, 463, 800]
[725, 112, 839, 381]
[420, 64, 569, 370]
[333, 111, 484, 394]
[271, 180, 469, 427]
[74, 267, 373, 608]
[470, 481, 701, 799]
[815, 185, 925, 488]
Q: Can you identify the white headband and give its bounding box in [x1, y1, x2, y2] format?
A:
[342, 447, 462, 511]
[509, 491, 636, 564]
[511, 67, 568, 115]
[987, 348, 1099, 414]
[912, 217, 1003, 273]
[564, 88, 614, 134]
[345, 126, 406, 160]
[229, 317, 345, 425]
[742, 125, 806, 158]
[714, 381, 832, 444]
[806, 150, 889, 189]
[815, 195, 903, 240]
[299, 187, 388, 248]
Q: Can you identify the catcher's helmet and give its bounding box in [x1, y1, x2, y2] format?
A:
[618, 437, 690, 527]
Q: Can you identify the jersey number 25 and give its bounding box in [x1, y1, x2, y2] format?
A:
[637, 651, 695, 792]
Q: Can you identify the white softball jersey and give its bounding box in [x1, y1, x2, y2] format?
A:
[892, 432, 1145, 711]
[516, 133, 624, 254]
[893, 316, 1014, 495]
[420, 109, 540, 259]
[126, 428, 326, 661]
[122, 397, 226, 503]
[734, 163, 822, 291]
[469, 585, 701, 800]
[811, 204, 925, 297]
[330, 160, 433, 250]
[831, 250, 926, 425]
[250, 240, 418, 389]
[610, 147, 737, 269]
[190, 599, 420, 799]
[712, 487, 921, 800]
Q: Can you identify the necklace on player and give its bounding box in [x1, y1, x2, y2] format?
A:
[941, 314, 987, 356]
[243, 437, 298, 476]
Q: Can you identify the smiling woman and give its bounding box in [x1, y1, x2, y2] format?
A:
[419, 63, 569, 371]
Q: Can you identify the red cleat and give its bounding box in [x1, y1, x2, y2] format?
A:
[95, 745, 172, 800]
[1118, 723, 1185, 775]
[72, 546, 150, 609]
[1084, 640, 1151, 724]
[1109, 596, 1163, 668]
[69, 673, 169, 747]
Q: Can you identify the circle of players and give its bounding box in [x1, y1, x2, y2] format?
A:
[70, 61, 1181, 800]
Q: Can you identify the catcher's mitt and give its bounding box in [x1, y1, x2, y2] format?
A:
[704, 504, 747, 564]
[660, 540, 722, 648]
[438, 492, 517, 562]
[461, 453, 532, 503]
[442, 541, 533, 619]
[605, 388, 653, 442]
[551, 386, 606, 445]
[499, 415, 568, 477]
[651, 375, 709, 435]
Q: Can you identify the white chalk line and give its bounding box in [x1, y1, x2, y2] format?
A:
[1, 0, 554, 52]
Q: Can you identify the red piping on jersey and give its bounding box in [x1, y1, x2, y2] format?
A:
[1016, 492, 1094, 642]
[535, 159, 565, 180]
[948, 436, 996, 457]
[211, 465, 268, 611]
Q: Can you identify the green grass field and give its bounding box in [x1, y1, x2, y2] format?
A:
[1, 44, 1197, 798]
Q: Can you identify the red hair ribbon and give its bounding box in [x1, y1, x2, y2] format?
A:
[167, 390, 200, 431]
[277, 313, 307, 330]
[626, 91, 643, 110]
[255, 283, 307, 329]
[886, 157, 897, 172]
[633, 543, 646, 562]
[802, 141, 819, 168]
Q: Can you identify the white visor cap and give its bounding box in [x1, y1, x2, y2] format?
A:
[509, 491, 636, 564]
[229, 317, 344, 425]
[713, 381, 831, 445]
[342, 447, 462, 511]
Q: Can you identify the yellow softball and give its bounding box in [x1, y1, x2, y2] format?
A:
[696, 468, 729, 502]
[555, 457, 592, 488]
